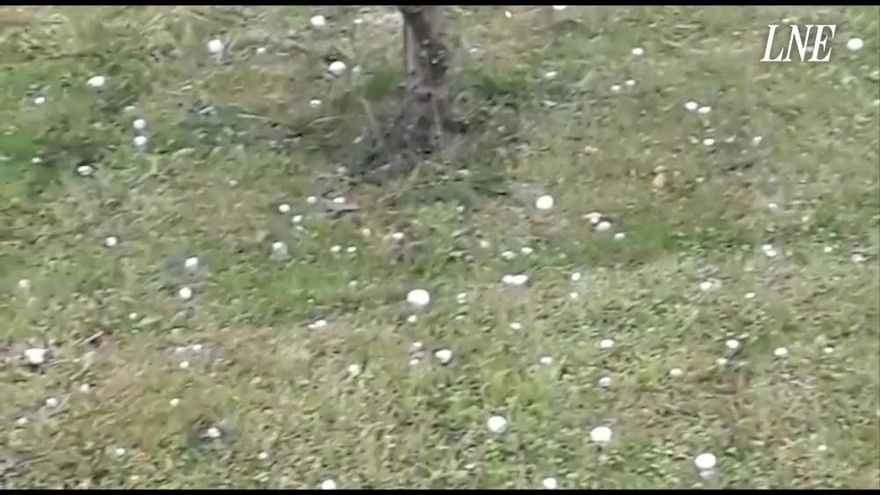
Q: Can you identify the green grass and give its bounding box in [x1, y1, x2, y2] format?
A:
[1, 5, 879, 489]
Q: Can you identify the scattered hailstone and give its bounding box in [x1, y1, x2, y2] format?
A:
[725, 339, 740, 351]
[610, 84, 622, 93]
[113, 447, 127, 458]
[292, 214, 303, 224]
[346, 246, 357, 254]
[520, 246, 534, 256]
[86, 75, 106, 88]
[434, 348, 453, 364]
[207, 38, 224, 54]
[456, 292, 468, 304]
[45, 396, 59, 408]
[624, 79, 636, 87]
[179, 361, 190, 370]
[306, 195, 318, 204]
[308, 319, 328, 331]
[184, 256, 200, 272]
[330, 245, 342, 254]
[16, 417, 28, 426]
[79, 383, 92, 393]
[278, 203, 291, 214]
[846, 37, 864, 52]
[24, 347, 49, 366]
[589, 426, 612, 445]
[702, 138, 716, 147]
[77, 164, 95, 176]
[310, 15, 327, 28]
[823, 346, 834, 355]
[817, 444, 828, 453]
[17, 278, 31, 291]
[133, 135, 148, 148]
[631, 47, 645, 56]
[346, 363, 362, 378]
[487, 415, 508, 433]
[104, 236, 118, 248]
[390, 232, 406, 242]
[309, 99, 322, 109]
[715, 357, 728, 366]
[504, 10, 512, 18]
[699, 280, 714, 292]
[598, 376, 612, 388]
[823, 246, 834, 254]
[694, 452, 716, 471]
[599, 338, 615, 350]
[205, 427, 222, 440]
[539, 356, 554, 366]
[320, 480, 337, 490]
[684, 101, 699, 112]
[132, 118, 147, 131]
[851, 253, 867, 264]
[332, 197, 346, 204]
[551, 5, 567, 11]
[169, 398, 180, 407]
[752, 136, 763, 146]
[501, 274, 530, 287]
[406, 314, 418, 324]
[255, 46, 267, 55]
[669, 367, 684, 378]
[328, 60, 347, 77]
[32, 156, 43, 164]
[178, 286, 193, 301]
[744, 292, 756, 299]
[34, 96, 46, 105]
[585, 212, 602, 225]
[544, 70, 558, 80]
[773, 347, 789, 358]
[761, 243, 778, 258]
[257, 451, 269, 460]
[535, 194, 555, 210]
[570, 272, 582, 282]
[501, 250, 517, 260]
[595, 221, 612, 232]
[697, 106, 712, 114]
[510, 322, 523, 331]
[406, 289, 431, 307]
[613, 232, 626, 241]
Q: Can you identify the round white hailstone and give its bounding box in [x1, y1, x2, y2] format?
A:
[205, 427, 222, 439]
[697, 105, 712, 114]
[501, 250, 517, 260]
[132, 118, 147, 131]
[411, 342, 424, 352]
[34, 96, 46, 105]
[479, 239, 491, 249]
[192, 344, 203, 352]
[570, 272, 582, 282]
[699, 280, 714, 292]
[773, 347, 788, 358]
[684, 101, 699, 112]
[744, 292, 756, 299]
[408, 358, 420, 367]
[456, 292, 468, 304]
[184, 256, 200, 272]
[331, 196, 346, 204]
[535, 194, 555, 210]
[255, 46, 267, 55]
[510, 322, 523, 331]
[569, 292, 580, 300]
[289, 215, 303, 225]
[715, 357, 728, 366]
[817, 444, 828, 452]
[308, 319, 328, 330]
[257, 451, 269, 460]
[45, 397, 59, 408]
[309, 99, 322, 109]
[347, 363, 362, 377]
[520, 246, 534, 255]
[23, 347, 48, 366]
[310, 15, 327, 28]
[306, 195, 318, 204]
[552, 5, 567, 11]
[15, 417, 28, 426]
[702, 138, 715, 147]
[613, 232, 626, 241]
[86, 75, 106, 88]
[762, 244, 778, 258]
[277, 203, 291, 214]
[320, 479, 337, 490]
[406, 314, 418, 324]
[169, 398, 180, 407]
[104, 236, 118, 248]
[846, 37, 864, 51]
[725, 339, 740, 351]
[487, 415, 508, 433]
[207, 38, 224, 54]
[598, 376, 612, 388]
[599, 338, 615, 350]
[542, 477, 559, 489]
[822, 246, 833, 254]
[631, 47, 644, 56]
[595, 221, 612, 232]
[328, 60, 347, 77]
[32, 156, 43, 164]
[330, 245, 342, 254]
[114, 447, 127, 457]
[669, 367, 684, 378]
[390, 232, 406, 242]
[539, 356, 554, 366]
[79, 383, 92, 393]
[544, 70, 558, 80]
[353, 17, 363, 25]
[610, 84, 622, 93]
[133, 135, 148, 148]
[77, 164, 95, 176]
[694, 452, 716, 471]
[434, 348, 453, 364]
[589, 426, 612, 445]
[360, 228, 371, 237]
[823, 346, 834, 355]
[504, 10, 512, 18]
[178, 286, 193, 301]
[179, 360, 190, 370]
[752, 135, 763, 145]
[767, 202, 779, 212]
[502, 274, 529, 287]
[851, 253, 867, 264]
[624, 79, 636, 87]
[406, 289, 431, 307]
[228, 179, 239, 187]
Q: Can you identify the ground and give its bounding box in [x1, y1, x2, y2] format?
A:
[1, 5, 879, 489]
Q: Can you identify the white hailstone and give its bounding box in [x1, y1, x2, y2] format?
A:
[823, 346, 834, 355]
[207, 38, 224, 54]
[542, 477, 559, 489]
[624, 79, 636, 87]
[86, 75, 106, 88]
[434, 348, 453, 364]
[613, 232, 626, 241]
[179, 360, 190, 369]
[79, 383, 92, 393]
[504, 10, 512, 18]
[306, 195, 318, 204]
[552, 5, 567, 11]
[501, 250, 517, 260]
[501, 274, 529, 287]
[330, 245, 342, 254]
[123, 105, 137, 114]
[34, 96, 46, 105]
[257, 451, 269, 460]
[598, 376, 612, 388]
[585, 212, 602, 225]
[479, 239, 491, 249]
[104, 236, 118, 248]
[406, 314, 418, 324]
[510, 322, 522, 331]
[228, 179, 239, 187]
[773, 347, 789, 358]
[390, 232, 406, 242]
[191, 344, 203, 352]
[278, 203, 291, 214]
[752, 136, 763, 145]
[45, 397, 59, 408]
[290, 214, 303, 225]
[669, 367, 684, 378]
[456, 292, 468, 304]
[817, 444, 828, 452]
[408, 358, 420, 367]
[569, 292, 580, 300]
[347, 363, 362, 377]
[328, 60, 347, 77]
[699, 280, 714, 292]
[697, 106, 712, 114]
[132, 118, 147, 131]
[702, 138, 715, 147]
[77, 164, 95, 176]
[32, 156, 43, 164]
[308, 319, 328, 330]
[487, 415, 508, 433]
[715, 357, 728, 366]
[535, 194, 555, 210]
[184, 256, 200, 272]
[520, 246, 534, 255]
[851, 253, 867, 264]
[684, 101, 699, 112]
[320, 479, 337, 490]
[599, 338, 615, 350]
[15, 417, 28, 426]
[762, 244, 778, 258]
[133, 135, 148, 148]
[544, 70, 558, 80]
[310, 15, 327, 28]
[113, 447, 127, 457]
[595, 221, 612, 232]
[823, 246, 833, 254]
[725, 339, 740, 351]
[589, 426, 612, 445]
[309, 99, 322, 109]
[345, 246, 357, 254]
[169, 398, 180, 407]
[406, 289, 431, 307]
[178, 286, 193, 301]
[610, 84, 622, 93]
[539, 356, 554, 366]
[255, 46, 267, 55]
[846, 37, 864, 51]
[744, 292, 756, 299]
[360, 228, 371, 237]
[205, 427, 222, 439]
[411, 342, 423, 352]
[694, 452, 716, 471]
[570, 272, 582, 282]
[23, 347, 48, 366]
[353, 17, 363, 25]
[631, 47, 645, 56]
[767, 202, 779, 212]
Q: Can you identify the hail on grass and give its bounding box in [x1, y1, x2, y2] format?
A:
[487, 415, 508, 433]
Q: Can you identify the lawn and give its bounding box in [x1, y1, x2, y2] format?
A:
[1, 5, 878, 489]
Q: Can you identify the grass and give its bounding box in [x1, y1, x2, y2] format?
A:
[1, 5, 879, 489]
